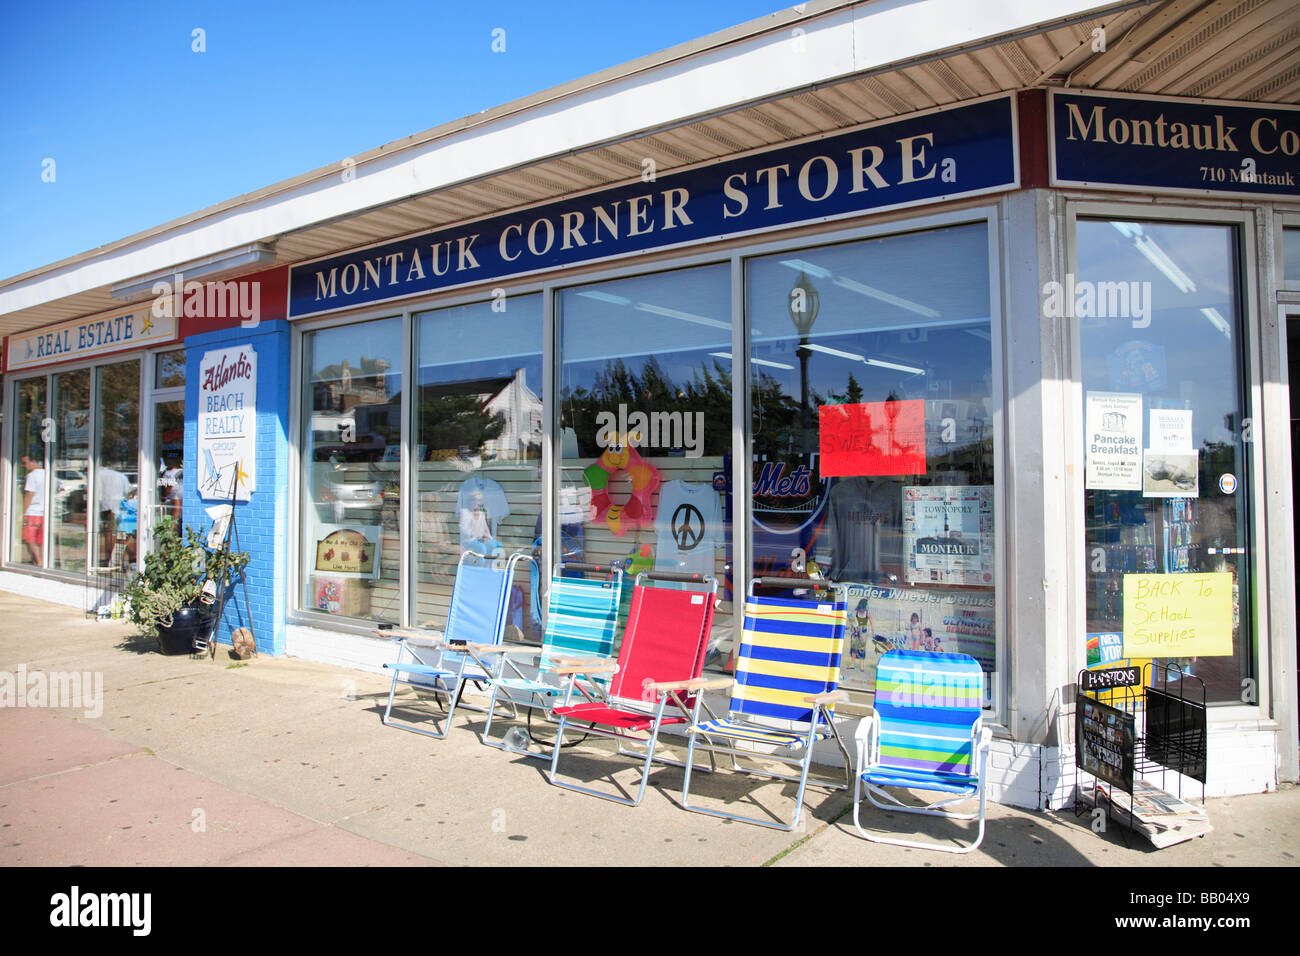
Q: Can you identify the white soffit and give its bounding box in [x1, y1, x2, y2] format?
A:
[0, 0, 1126, 322]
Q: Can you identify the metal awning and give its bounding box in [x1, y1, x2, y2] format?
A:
[3, 0, 1297, 342]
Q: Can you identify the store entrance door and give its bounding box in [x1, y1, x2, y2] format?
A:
[1289, 315, 1299, 708]
[148, 398, 185, 546]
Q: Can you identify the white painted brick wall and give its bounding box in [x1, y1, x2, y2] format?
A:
[1, 571, 96, 611]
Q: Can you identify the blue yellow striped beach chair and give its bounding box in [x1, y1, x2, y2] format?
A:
[476, 563, 624, 755]
[678, 577, 851, 831]
[379, 551, 531, 739]
[852, 649, 991, 853]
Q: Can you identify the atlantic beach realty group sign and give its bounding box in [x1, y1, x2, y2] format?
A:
[289, 96, 1019, 318]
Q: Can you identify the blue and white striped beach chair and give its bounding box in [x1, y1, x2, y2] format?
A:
[379, 551, 531, 739]
[852, 649, 991, 854]
[475, 563, 624, 755]
[678, 578, 851, 831]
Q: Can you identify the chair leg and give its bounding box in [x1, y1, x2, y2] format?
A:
[678, 730, 809, 832]
[852, 779, 986, 854]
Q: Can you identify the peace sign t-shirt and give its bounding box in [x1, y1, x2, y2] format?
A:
[653, 480, 722, 577]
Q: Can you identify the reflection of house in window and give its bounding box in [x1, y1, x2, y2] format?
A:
[419, 367, 541, 462]
[312, 356, 398, 461]
[313, 357, 392, 413]
[1101, 411, 1127, 431]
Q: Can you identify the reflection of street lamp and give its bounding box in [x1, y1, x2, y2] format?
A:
[788, 272, 820, 453]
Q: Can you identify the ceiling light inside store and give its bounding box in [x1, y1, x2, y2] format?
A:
[1110, 222, 1196, 294]
[779, 259, 833, 279]
[803, 341, 923, 375]
[633, 302, 731, 330]
[709, 351, 794, 370]
[832, 276, 940, 317]
[865, 357, 924, 375]
[804, 342, 864, 362]
[576, 290, 632, 305]
[1200, 307, 1231, 338]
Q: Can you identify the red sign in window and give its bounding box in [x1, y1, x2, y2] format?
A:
[819, 400, 927, 477]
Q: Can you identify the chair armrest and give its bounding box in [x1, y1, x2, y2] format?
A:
[554, 662, 619, 676]
[647, 676, 734, 693]
[465, 642, 534, 656]
[377, 628, 442, 648]
[854, 714, 880, 767]
[548, 654, 607, 668]
[804, 689, 848, 705]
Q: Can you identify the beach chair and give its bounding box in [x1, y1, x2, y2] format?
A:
[852, 649, 991, 854]
[547, 571, 716, 807]
[474, 563, 624, 754]
[678, 577, 851, 831]
[379, 551, 531, 739]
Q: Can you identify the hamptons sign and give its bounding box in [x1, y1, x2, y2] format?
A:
[1051, 90, 1300, 199]
[289, 96, 1018, 318]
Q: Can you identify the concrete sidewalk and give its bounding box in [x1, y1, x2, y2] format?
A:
[1, 590, 1296, 867]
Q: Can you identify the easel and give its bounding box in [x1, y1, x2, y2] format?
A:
[194, 461, 255, 659]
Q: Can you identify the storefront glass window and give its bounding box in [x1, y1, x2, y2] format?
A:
[1078, 219, 1252, 705]
[558, 265, 734, 659]
[155, 350, 186, 389]
[153, 400, 185, 530]
[10, 378, 47, 567]
[93, 360, 140, 570]
[412, 296, 543, 631]
[51, 368, 90, 573]
[747, 224, 997, 700]
[1284, 228, 1300, 283]
[299, 317, 403, 623]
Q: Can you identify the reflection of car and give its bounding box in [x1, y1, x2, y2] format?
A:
[54, 470, 88, 516]
[315, 473, 386, 522]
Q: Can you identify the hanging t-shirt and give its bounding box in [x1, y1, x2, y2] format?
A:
[825, 477, 903, 582]
[654, 480, 723, 577]
[456, 476, 510, 556]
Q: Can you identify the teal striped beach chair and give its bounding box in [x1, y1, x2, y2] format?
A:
[379, 551, 531, 739]
[853, 649, 991, 854]
[475, 563, 624, 755]
[679, 577, 851, 831]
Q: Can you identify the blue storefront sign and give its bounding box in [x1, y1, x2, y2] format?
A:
[290, 95, 1018, 318]
[1051, 90, 1300, 199]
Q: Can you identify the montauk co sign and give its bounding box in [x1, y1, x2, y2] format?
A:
[199, 346, 256, 501]
[1051, 90, 1300, 200]
[5, 306, 177, 372]
[290, 95, 1019, 318]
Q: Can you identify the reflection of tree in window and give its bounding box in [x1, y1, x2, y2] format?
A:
[419, 390, 504, 457]
[562, 356, 735, 457]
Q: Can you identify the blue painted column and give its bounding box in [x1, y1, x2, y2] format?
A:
[182, 319, 290, 654]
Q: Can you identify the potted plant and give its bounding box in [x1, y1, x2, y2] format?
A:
[123, 516, 250, 654]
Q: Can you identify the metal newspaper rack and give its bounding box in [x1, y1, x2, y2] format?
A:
[1073, 661, 1208, 846]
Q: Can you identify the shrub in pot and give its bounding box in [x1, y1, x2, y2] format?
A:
[123, 516, 249, 655]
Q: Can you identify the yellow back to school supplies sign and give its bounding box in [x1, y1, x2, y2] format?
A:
[1122, 572, 1232, 658]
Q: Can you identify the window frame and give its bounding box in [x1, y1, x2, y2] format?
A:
[1064, 200, 1269, 720]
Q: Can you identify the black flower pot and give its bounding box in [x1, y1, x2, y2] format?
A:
[156, 605, 216, 655]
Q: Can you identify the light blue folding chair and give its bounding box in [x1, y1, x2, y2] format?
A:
[678, 577, 851, 831]
[379, 551, 531, 739]
[474, 562, 624, 755]
[852, 649, 991, 854]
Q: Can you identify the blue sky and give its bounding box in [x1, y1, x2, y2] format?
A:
[0, 0, 787, 282]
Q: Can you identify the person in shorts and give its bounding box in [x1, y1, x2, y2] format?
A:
[20, 452, 46, 565]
